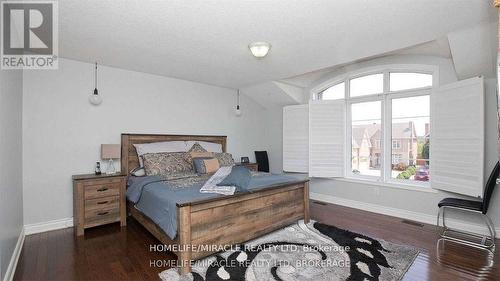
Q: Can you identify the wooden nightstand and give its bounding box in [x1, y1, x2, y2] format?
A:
[235, 162, 259, 172]
[72, 173, 127, 236]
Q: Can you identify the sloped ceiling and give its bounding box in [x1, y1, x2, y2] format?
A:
[448, 22, 497, 80]
[280, 20, 498, 92]
[241, 82, 305, 108]
[59, 0, 496, 89]
[279, 37, 454, 89]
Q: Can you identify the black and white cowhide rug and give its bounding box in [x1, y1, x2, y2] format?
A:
[159, 221, 418, 281]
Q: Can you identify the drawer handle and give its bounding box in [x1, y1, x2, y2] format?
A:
[97, 211, 109, 216]
[97, 187, 109, 192]
[97, 201, 108, 205]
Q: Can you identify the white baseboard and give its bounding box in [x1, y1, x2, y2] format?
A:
[24, 218, 73, 235]
[2, 229, 25, 281]
[310, 192, 500, 238]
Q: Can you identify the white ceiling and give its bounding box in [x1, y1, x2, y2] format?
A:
[279, 37, 454, 88]
[59, 0, 497, 89]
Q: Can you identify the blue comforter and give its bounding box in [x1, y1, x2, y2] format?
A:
[126, 173, 305, 239]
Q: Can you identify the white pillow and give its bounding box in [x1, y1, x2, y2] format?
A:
[130, 167, 146, 177]
[134, 141, 188, 166]
[185, 141, 223, 153]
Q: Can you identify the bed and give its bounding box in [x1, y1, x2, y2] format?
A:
[121, 133, 310, 274]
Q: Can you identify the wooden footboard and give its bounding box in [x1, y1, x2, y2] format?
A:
[177, 180, 309, 273]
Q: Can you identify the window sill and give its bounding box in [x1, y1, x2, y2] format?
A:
[332, 177, 438, 193]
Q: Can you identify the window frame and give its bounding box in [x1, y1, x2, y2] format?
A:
[311, 65, 438, 188]
[392, 140, 401, 149]
[318, 81, 345, 101]
[391, 154, 402, 165]
[389, 71, 434, 93]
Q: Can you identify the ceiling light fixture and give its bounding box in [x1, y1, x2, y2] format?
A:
[235, 89, 242, 117]
[249, 42, 271, 58]
[89, 62, 102, 106]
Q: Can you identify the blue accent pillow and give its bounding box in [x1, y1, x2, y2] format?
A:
[193, 157, 215, 174]
[217, 166, 251, 192]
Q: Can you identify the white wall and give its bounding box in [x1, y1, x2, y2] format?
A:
[264, 105, 284, 174]
[0, 69, 23, 280]
[285, 55, 500, 226]
[22, 58, 271, 225]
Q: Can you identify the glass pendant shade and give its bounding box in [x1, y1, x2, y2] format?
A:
[235, 105, 242, 116]
[89, 88, 102, 105]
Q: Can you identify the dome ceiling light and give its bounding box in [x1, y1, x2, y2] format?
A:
[248, 42, 271, 58]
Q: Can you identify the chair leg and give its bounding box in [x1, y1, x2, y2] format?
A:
[481, 214, 496, 248]
[484, 214, 496, 239]
[436, 207, 442, 228]
[438, 206, 495, 251]
[441, 207, 448, 229]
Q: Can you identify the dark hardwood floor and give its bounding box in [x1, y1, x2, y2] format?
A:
[14, 201, 500, 280]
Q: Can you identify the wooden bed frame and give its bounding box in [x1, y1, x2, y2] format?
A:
[121, 133, 310, 273]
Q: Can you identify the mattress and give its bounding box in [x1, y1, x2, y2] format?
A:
[126, 172, 306, 239]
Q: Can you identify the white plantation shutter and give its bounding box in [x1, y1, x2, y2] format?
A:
[283, 105, 309, 172]
[431, 77, 484, 197]
[309, 100, 345, 177]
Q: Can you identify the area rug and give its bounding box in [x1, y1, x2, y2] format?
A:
[159, 220, 418, 281]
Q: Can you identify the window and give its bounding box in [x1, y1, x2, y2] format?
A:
[391, 95, 430, 182]
[390, 72, 432, 92]
[350, 74, 384, 97]
[320, 82, 345, 100]
[342, 69, 433, 187]
[392, 154, 402, 165]
[392, 140, 401, 149]
[351, 101, 381, 177]
[304, 67, 484, 196]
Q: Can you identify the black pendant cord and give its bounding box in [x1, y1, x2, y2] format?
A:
[237, 90, 240, 109]
[94, 62, 98, 95]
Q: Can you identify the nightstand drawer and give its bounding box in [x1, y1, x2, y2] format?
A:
[82, 177, 122, 186]
[84, 206, 120, 228]
[246, 164, 258, 171]
[85, 196, 119, 211]
[84, 183, 120, 199]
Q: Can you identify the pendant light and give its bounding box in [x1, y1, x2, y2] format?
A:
[235, 89, 242, 117]
[89, 62, 102, 106]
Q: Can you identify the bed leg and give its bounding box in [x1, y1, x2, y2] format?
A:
[178, 205, 192, 274]
[303, 181, 310, 224]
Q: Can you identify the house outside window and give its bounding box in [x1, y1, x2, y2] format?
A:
[316, 68, 434, 187]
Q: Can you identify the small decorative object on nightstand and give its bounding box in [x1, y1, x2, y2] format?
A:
[72, 173, 126, 236]
[101, 144, 121, 174]
[235, 162, 258, 172]
[94, 161, 101, 175]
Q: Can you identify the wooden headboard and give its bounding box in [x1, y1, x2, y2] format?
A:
[121, 133, 227, 174]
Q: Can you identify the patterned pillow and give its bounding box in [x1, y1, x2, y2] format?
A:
[190, 142, 207, 152]
[214, 152, 235, 167]
[184, 142, 209, 164]
[143, 152, 193, 177]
